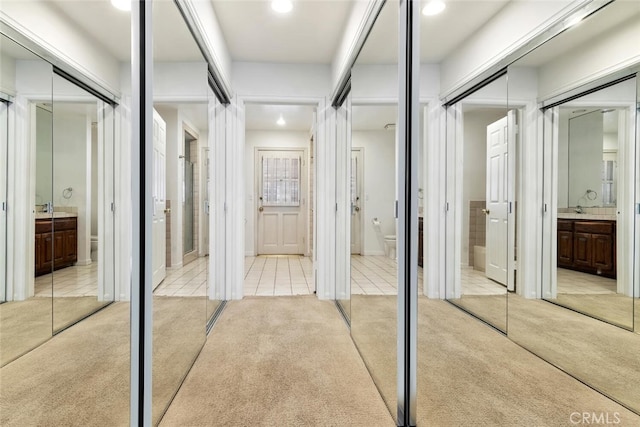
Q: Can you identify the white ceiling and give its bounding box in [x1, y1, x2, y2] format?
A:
[245, 103, 315, 131]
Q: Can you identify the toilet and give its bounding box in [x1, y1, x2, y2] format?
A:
[90, 235, 98, 263]
[384, 235, 397, 260]
[371, 218, 397, 260]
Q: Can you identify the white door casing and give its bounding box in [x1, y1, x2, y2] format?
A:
[350, 148, 363, 255]
[202, 147, 210, 256]
[257, 149, 305, 255]
[485, 115, 515, 289]
[152, 109, 166, 288]
[0, 101, 7, 302]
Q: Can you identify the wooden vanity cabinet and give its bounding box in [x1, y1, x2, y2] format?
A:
[35, 217, 78, 276]
[556, 219, 616, 279]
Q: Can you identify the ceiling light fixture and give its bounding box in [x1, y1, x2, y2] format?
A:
[111, 0, 131, 12]
[422, 0, 446, 16]
[272, 0, 293, 14]
[277, 115, 286, 126]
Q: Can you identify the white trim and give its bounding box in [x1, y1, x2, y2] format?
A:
[335, 97, 350, 301]
[0, 101, 7, 302]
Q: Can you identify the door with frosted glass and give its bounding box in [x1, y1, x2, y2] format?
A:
[257, 149, 305, 255]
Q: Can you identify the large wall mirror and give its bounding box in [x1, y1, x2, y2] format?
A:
[151, 1, 214, 423]
[348, 0, 398, 421]
[506, 0, 640, 416]
[0, 31, 129, 425]
[444, 75, 510, 333]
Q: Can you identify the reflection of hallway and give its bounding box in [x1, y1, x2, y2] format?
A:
[350, 255, 424, 295]
[34, 263, 98, 297]
[243, 255, 313, 296]
[154, 256, 207, 297]
[557, 268, 617, 294]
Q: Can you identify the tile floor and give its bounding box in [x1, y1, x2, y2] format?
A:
[460, 266, 506, 296]
[351, 255, 401, 295]
[244, 255, 314, 296]
[154, 256, 208, 297]
[35, 263, 98, 297]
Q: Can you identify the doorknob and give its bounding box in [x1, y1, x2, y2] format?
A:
[164, 208, 171, 214]
[482, 208, 490, 215]
[258, 206, 264, 212]
[354, 206, 360, 212]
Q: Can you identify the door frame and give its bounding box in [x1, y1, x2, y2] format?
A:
[253, 146, 308, 256]
[182, 123, 199, 266]
[0, 100, 8, 302]
[350, 147, 364, 255]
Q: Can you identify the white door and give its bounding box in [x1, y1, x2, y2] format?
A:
[152, 110, 166, 288]
[350, 149, 363, 254]
[485, 115, 513, 287]
[0, 101, 7, 302]
[257, 149, 305, 255]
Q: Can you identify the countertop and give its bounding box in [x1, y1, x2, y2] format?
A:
[557, 212, 616, 221]
[35, 212, 78, 219]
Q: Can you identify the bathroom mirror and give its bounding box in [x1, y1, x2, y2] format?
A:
[151, 1, 209, 423]
[445, 74, 510, 334]
[0, 34, 54, 367]
[506, 0, 640, 415]
[349, 1, 398, 420]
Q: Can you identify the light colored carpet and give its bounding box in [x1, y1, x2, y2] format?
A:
[448, 294, 507, 332]
[350, 295, 640, 426]
[549, 293, 637, 330]
[159, 296, 396, 427]
[508, 294, 640, 415]
[0, 296, 208, 426]
[0, 296, 109, 366]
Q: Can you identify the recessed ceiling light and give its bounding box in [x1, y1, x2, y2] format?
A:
[422, 0, 445, 16]
[111, 0, 131, 12]
[272, 0, 293, 14]
[277, 115, 286, 126]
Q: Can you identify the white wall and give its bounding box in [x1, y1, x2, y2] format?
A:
[440, 0, 576, 95]
[331, 0, 372, 92]
[154, 62, 208, 101]
[244, 130, 310, 256]
[1, 0, 121, 94]
[537, 11, 640, 100]
[351, 63, 440, 100]
[53, 109, 91, 265]
[567, 111, 603, 208]
[0, 52, 16, 95]
[352, 130, 395, 255]
[232, 62, 331, 99]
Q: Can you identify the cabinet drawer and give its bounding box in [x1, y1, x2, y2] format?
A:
[35, 219, 53, 234]
[574, 221, 613, 234]
[54, 217, 77, 231]
[557, 220, 573, 231]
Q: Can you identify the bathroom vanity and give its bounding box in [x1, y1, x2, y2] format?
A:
[557, 218, 616, 279]
[35, 214, 78, 276]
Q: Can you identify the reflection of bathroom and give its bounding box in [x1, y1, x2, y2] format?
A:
[555, 107, 621, 296]
[33, 102, 99, 295]
[461, 107, 507, 273]
[351, 108, 396, 259]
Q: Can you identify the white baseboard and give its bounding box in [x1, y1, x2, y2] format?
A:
[76, 259, 92, 266]
[362, 250, 386, 256]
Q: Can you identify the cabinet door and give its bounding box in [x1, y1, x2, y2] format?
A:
[53, 231, 65, 267]
[63, 230, 77, 264]
[557, 231, 573, 267]
[592, 233, 614, 272]
[573, 232, 592, 268]
[41, 232, 54, 273]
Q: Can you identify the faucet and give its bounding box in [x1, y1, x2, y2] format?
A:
[574, 205, 583, 214]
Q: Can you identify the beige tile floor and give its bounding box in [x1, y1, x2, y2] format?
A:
[244, 255, 314, 296]
[35, 263, 98, 297]
[460, 266, 506, 296]
[154, 256, 208, 297]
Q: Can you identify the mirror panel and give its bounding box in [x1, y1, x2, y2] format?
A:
[507, 0, 640, 415]
[349, 1, 398, 420]
[445, 75, 510, 333]
[151, 2, 209, 423]
[0, 34, 53, 367]
[51, 74, 114, 333]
